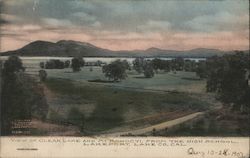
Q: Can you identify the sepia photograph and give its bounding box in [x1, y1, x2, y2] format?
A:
[0, 0, 249, 157]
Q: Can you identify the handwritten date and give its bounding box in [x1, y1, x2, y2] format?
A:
[187, 147, 245, 158]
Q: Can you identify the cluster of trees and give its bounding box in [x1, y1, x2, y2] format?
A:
[40, 60, 70, 69]
[133, 57, 199, 77]
[39, 57, 86, 72]
[196, 52, 249, 112]
[207, 52, 249, 112]
[1, 56, 49, 135]
[133, 58, 154, 78]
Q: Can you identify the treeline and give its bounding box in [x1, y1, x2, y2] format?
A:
[39, 58, 104, 70]
[133, 57, 198, 73]
[101, 57, 202, 81]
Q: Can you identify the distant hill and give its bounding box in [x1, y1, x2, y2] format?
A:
[1, 40, 247, 58]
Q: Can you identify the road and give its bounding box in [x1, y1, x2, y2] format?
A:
[100, 112, 204, 137]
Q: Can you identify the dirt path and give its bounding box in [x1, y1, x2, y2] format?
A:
[100, 112, 204, 137]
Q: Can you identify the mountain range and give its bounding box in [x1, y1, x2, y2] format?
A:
[1, 40, 248, 58]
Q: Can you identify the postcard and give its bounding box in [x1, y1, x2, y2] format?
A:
[0, 0, 249, 157]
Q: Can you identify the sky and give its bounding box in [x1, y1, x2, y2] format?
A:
[0, 0, 249, 52]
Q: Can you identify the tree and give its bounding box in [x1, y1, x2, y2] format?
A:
[71, 57, 84, 72]
[195, 61, 207, 79]
[102, 60, 127, 82]
[133, 57, 145, 73]
[143, 61, 154, 78]
[3, 56, 25, 76]
[39, 70, 47, 82]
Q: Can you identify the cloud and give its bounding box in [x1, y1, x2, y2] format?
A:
[42, 18, 73, 28]
[138, 20, 171, 32]
[0, 0, 249, 51]
[185, 11, 249, 32]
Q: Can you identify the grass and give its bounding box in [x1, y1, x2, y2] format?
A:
[44, 78, 210, 132]
[26, 66, 206, 93]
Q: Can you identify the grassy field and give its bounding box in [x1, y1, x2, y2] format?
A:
[28, 66, 206, 93]
[44, 77, 211, 133]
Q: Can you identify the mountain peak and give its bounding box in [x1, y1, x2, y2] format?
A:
[28, 40, 55, 45]
[56, 40, 97, 48]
